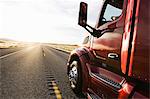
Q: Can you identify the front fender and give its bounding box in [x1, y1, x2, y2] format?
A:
[67, 47, 91, 93]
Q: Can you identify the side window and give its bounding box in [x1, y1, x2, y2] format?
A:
[103, 4, 122, 22]
[100, 0, 124, 25]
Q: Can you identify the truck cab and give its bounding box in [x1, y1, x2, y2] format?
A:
[67, 0, 149, 98]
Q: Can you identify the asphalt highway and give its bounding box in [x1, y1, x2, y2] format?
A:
[0, 45, 85, 99]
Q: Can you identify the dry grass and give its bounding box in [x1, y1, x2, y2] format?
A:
[0, 39, 79, 53]
[0, 40, 28, 48]
[47, 43, 79, 53]
[0, 41, 5, 43]
[0, 40, 17, 48]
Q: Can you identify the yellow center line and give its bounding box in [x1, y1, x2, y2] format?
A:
[50, 81, 62, 99]
[54, 90, 61, 94]
[56, 94, 62, 99]
[53, 86, 59, 90]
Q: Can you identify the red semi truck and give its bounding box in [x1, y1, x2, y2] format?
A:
[67, 0, 149, 98]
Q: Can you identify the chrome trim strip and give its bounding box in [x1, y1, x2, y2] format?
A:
[93, 51, 106, 60]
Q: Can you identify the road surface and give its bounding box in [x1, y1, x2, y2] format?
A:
[0, 45, 85, 99]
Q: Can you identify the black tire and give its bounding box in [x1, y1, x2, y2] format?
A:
[68, 60, 83, 94]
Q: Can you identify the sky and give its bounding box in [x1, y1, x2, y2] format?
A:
[0, 0, 102, 44]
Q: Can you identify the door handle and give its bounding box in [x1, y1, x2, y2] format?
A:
[108, 53, 119, 59]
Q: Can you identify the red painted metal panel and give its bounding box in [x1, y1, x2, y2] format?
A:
[121, 0, 134, 74]
[129, 0, 149, 82]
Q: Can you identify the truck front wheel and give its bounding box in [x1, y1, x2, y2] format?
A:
[68, 60, 82, 94]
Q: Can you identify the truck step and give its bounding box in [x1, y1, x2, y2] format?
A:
[92, 73, 122, 90]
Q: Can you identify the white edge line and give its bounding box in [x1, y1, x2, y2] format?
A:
[0, 47, 34, 59]
[0, 46, 33, 59]
[0, 50, 23, 59]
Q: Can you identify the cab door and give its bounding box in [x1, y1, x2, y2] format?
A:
[88, 0, 126, 98]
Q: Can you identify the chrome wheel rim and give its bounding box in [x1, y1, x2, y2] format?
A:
[68, 61, 78, 88]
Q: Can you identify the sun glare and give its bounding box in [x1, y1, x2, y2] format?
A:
[0, 0, 101, 44]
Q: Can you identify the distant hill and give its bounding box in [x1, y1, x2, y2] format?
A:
[0, 38, 16, 42]
[0, 41, 5, 43]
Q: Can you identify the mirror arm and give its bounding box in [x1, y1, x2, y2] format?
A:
[84, 24, 93, 34]
[86, 24, 95, 31]
[85, 27, 92, 34]
[84, 24, 103, 37]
